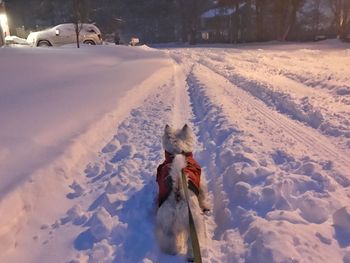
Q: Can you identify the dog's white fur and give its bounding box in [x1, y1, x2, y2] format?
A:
[162, 124, 194, 155]
[156, 124, 210, 258]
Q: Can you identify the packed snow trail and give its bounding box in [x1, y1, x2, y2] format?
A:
[192, 62, 350, 179]
[193, 47, 350, 149]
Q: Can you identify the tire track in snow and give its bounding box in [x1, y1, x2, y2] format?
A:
[194, 61, 350, 182]
[165, 57, 229, 262]
[197, 52, 350, 143]
[185, 66, 248, 262]
[184, 63, 350, 262]
[231, 50, 350, 97]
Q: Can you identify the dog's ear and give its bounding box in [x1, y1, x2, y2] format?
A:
[181, 124, 191, 138]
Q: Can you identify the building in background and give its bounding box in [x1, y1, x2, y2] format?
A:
[0, 0, 10, 46]
[200, 3, 254, 43]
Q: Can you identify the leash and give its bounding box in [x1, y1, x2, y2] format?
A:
[181, 169, 203, 263]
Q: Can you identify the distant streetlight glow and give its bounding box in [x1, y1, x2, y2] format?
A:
[0, 14, 10, 42]
[0, 0, 10, 42]
[0, 14, 8, 32]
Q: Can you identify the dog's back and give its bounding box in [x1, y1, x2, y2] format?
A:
[169, 154, 187, 198]
[156, 124, 210, 259]
[155, 153, 188, 255]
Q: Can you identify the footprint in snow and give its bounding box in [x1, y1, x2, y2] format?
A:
[110, 145, 134, 163]
[101, 140, 120, 154]
[66, 181, 85, 199]
[84, 163, 101, 178]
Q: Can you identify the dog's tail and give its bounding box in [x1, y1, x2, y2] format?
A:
[169, 154, 187, 193]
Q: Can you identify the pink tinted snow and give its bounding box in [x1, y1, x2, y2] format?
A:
[0, 45, 169, 196]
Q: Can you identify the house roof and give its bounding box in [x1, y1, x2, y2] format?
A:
[201, 3, 247, 19]
[201, 7, 234, 18]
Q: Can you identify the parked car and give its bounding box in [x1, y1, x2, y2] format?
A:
[27, 23, 102, 47]
[129, 37, 140, 46]
[314, 35, 327, 41]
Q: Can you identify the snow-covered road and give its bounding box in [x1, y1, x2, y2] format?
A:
[1, 41, 350, 263]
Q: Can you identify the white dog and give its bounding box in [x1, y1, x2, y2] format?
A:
[155, 124, 210, 261]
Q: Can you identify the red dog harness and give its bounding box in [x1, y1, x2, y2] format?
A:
[156, 151, 201, 207]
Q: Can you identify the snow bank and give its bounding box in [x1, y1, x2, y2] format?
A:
[0, 45, 169, 196]
[0, 45, 173, 259]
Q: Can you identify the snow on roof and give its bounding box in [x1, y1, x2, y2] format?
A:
[201, 7, 234, 18]
[201, 3, 246, 19]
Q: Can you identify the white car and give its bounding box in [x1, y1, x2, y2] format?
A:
[129, 37, 140, 46]
[27, 23, 103, 47]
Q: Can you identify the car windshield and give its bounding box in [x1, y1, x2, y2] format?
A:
[86, 28, 97, 34]
[56, 24, 74, 32]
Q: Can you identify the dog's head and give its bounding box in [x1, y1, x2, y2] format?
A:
[162, 124, 194, 154]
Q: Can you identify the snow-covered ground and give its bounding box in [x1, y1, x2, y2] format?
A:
[0, 40, 349, 263]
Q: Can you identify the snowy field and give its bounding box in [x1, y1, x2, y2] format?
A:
[0, 40, 350, 263]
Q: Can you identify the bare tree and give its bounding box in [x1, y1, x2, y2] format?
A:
[329, 0, 350, 40]
[72, 0, 88, 48]
[233, 0, 240, 43]
[284, 0, 305, 40]
[255, 0, 268, 41]
[218, 0, 241, 43]
[273, 0, 305, 41]
[175, 0, 203, 44]
[312, 0, 321, 34]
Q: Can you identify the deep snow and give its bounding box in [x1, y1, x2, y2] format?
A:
[0, 45, 170, 196]
[0, 40, 350, 263]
